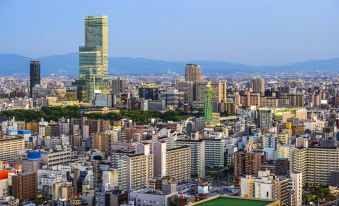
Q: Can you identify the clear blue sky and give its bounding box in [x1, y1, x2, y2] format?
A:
[0, 0, 339, 66]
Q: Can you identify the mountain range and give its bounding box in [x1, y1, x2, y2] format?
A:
[0, 53, 338, 76]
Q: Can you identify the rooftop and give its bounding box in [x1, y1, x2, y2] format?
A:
[193, 196, 278, 206]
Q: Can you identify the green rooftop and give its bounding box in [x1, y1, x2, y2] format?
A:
[195, 197, 276, 206]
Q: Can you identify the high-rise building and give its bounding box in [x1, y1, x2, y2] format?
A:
[287, 94, 304, 106]
[93, 133, 116, 154]
[0, 136, 25, 163]
[234, 151, 263, 186]
[126, 153, 153, 191]
[112, 77, 127, 95]
[12, 172, 37, 203]
[289, 173, 302, 206]
[29, 60, 41, 98]
[203, 138, 225, 167]
[210, 81, 227, 103]
[184, 64, 202, 82]
[159, 89, 185, 109]
[79, 16, 109, 102]
[153, 141, 191, 184]
[250, 77, 265, 96]
[291, 146, 339, 185]
[138, 84, 160, 100]
[174, 139, 205, 178]
[257, 108, 273, 128]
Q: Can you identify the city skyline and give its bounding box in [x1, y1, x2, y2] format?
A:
[0, 0, 339, 66]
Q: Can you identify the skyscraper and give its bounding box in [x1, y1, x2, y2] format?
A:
[29, 60, 41, 98]
[184, 64, 202, 82]
[79, 16, 109, 102]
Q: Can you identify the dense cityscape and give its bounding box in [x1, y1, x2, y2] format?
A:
[0, 7, 338, 206]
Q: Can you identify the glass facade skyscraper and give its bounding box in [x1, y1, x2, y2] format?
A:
[79, 16, 109, 102]
[29, 60, 41, 98]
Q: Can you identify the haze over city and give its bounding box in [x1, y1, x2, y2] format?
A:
[1, 0, 339, 66]
[0, 1, 338, 206]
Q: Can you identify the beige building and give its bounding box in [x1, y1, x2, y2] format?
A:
[174, 139, 205, 178]
[291, 146, 339, 185]
[153, 141, 191, 184]
[126, 153, 153, 191]
[92, 133, 116, 154]
[0, 136, 25, 163]
[41, 147, 72, 168]
[185, 64, 202, 82]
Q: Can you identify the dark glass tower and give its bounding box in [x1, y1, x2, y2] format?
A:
[29, 60, 41, 98]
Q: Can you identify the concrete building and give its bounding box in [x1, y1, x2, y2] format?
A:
[240, 171, 289, 206]
[93, 133, 116, 154]
[12, 172, 37, 203]
[289, 173, 302, 206]
[153, 141, 191, 184]
[234, 151, 262, 186]
[184, 64, 202, 82]
[203, 139, 225, 167]
[0, 136, 24, 163]
[112, 77, 127, 95]
[159, 89, 185, 109]
[41, 147, 72, 168]
[174, 139, 205, 178]
[250, 77, 265, 96]
[291, 146, 339, 185]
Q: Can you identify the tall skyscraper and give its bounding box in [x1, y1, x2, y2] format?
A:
[79, 16, 109, 102]
[184, 64, 202, 82]
[29, 60, 41, 98]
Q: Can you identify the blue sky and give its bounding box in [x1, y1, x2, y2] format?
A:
[0, 0, 339, 66]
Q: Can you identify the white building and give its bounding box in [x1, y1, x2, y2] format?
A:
[174, 139, 205, 178]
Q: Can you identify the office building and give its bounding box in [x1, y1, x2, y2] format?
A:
[138, 84, 160, 100]
[257, 108, 273, 128]
[250, 77, 265, 96]
[210, 81, 227, 103]
[78, 16, 109, 101]
[159, 89, 184, 109]
[112, 77, 127, 95]
[29, 60, 41, 98]
[41, 147, 72, 167]
[185, 64, 202, 82]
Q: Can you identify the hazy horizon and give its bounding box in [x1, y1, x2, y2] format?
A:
[1, 0, 339, 66]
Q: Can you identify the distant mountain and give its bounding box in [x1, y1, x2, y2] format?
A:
[0, 53, 338, 76]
